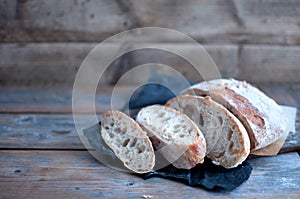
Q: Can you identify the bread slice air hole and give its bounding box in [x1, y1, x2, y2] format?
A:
[173, 129, 180, 133]
[130, 138, 137, 147]
[227, 129, 233, 140]
[215, 151, 225, 158]
[158, 112, 166, 118]
[167, 134, 172, 140]
[199, 114, 204, 126]
[174, 124, 180, 129]
[162, 117, 171, 123]
[122, 138, 130, 147]
[218, 116, 223, 125]
[109, 132, 114, 138]
[137, 145, 145, 153]
[229, 141, 234, 150]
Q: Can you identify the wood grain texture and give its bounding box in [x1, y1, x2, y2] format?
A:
[117, 44, 238, 85]
[1, 0, 132, 42]
[1, 84, 299, 114]
[233, 0, 300, 45]
[239, 45, 300, 84]
[0, 114, 83, 149]
[0, 43, 123, 86]
[0, 86, 299, 151]
[0, 86, 131, 113]
[2, 0, 300, 195]
[2, 0, 300, 45]
[258, 84, 300, 107]
[0, 112, 299, 152]
[281, 131, 300, 153]
[129, 0, 300, 45]
[1, 43, 300, 85]
[0, 150, 299, 198]
[0, 43, 239, 86]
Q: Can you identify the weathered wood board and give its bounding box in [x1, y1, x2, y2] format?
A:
[1, 1, 300, 197]
[2, 0, 300, 45]
[1, 43, 300, 85]
[0, 43, 239, 85]
[0, 114, 83, 149]
[0, 151, 299, 198]
[0, 86, 131, 113]
[239, 45, 300, 84]
[0, 85, 299, 113]
[0, 84, 299, 198]
[0, 113, 299, 152]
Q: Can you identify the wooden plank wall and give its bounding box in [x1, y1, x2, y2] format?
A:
[1, 0, 300, 85]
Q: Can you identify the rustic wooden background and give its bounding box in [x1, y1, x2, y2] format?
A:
[1, 1, 300, 198]
[1, 0, 300, 86]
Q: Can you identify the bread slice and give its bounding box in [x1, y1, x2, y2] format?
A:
[166, 95, 250, 168]
[136, 105, 206, 170]
[101, 110, 155, 173]
[181, 78, 288, 151]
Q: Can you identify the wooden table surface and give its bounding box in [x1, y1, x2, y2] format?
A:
[0, 85, 299, 199]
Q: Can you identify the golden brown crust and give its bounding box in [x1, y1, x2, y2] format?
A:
[181, 79, 287, 151]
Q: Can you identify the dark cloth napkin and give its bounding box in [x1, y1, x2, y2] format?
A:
[139, 159, 252, 191]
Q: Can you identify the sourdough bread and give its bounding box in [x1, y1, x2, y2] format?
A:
[181, 78, 288, 151]
[101, 111, 155, 173]
[136, 105, 206, 169]
[166, 95, 250, 168]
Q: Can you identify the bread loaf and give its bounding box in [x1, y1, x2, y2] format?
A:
[136, 105, 206, 169]
[101, 111, 155, 173]
[166, 95, 250, 168]
[181, 78, 288, 151]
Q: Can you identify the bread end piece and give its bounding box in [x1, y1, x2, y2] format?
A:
[101, 110, 155, 173]
[181, 78, 287, 151]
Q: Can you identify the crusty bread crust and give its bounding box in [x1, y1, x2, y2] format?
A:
[101, 111, 155, 173]
[167, 95, 250, 168]
[181, 78, 287, 151]
[136, 105, 206, 169]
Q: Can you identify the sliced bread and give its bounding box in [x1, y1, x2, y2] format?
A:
[101, 110, 155, 173]
[166, 95, 250, 168]
[181, 78, 288, 151]
[136, 105, 206, 169]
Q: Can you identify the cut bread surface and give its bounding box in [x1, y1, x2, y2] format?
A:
[136, 105, 206, 169]
[181, 78, 287, 151]
[101, 111, 155, 173]
[167, 95, 250, 168]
